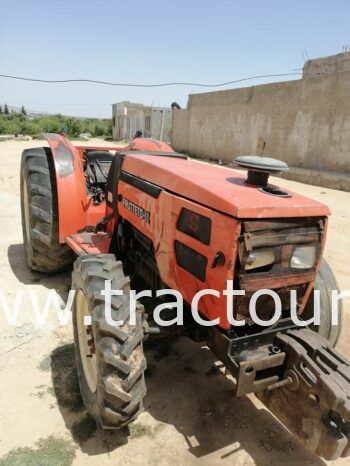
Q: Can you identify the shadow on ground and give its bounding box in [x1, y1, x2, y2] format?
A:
[49, 343, 130, 454]
[48, 337, 326, 465]
[7, 243, 71, 299]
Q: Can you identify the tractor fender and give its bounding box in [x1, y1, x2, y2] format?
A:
[127, 137, 174, 152]
[42, 133, 87, 242]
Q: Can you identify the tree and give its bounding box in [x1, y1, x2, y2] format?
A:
[4, 104, 9, 115]
[65, 117, 82, 137]
[21, 105, 27, 116]
[0, 105, 2, 114]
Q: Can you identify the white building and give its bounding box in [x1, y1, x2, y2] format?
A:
[112, 101, 172, 142]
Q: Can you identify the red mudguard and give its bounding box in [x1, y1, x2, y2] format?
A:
[43, 133, 106, 242]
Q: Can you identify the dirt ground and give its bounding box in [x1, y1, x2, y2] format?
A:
[0, 138, 349, 466]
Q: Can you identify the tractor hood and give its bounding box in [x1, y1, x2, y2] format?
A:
[122, 153, 330, 219]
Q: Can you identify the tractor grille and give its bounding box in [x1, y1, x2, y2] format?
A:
[234, 284, 308, 322]
[233, 217, 325, 322]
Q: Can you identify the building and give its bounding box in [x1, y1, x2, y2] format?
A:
[112, 101, 172, 141]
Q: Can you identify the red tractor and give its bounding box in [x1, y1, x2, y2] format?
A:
[20, 134, 349, 460]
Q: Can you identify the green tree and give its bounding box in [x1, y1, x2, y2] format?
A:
[21, 105, 27, 116]
[0, 111, 112, 138]
[4, 104, 9, 115]
[64, 117, 82, 137]
[0, 105, 3, 114]
[92, 123, 104, 137]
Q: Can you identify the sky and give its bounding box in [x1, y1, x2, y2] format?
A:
[1, 0, 350, 118]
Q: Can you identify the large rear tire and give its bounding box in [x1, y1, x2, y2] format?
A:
[20, 147, 73, 272]
[303, 258, 342, 347]
[72, 254, 146, 429]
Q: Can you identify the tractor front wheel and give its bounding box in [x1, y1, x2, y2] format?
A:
[72, 254, 146, 429]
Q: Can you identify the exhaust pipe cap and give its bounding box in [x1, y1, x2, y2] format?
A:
[234, 155, 289, 187]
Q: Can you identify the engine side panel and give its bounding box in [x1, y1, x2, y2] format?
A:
[118, 177, 240, 329]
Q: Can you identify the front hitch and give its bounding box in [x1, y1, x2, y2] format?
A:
[257, 329, 350, 460]
[207, 324, 350, 460]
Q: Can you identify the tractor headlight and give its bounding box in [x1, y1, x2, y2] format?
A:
[290, 246, 316, 269]
[245, 249, 276, 271]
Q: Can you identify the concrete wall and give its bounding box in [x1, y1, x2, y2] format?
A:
[172, 109, 188, 151]
[172, 52, 350, 177]
[150, 108, 172, 141]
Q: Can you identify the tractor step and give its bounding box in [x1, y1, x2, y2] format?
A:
[66, 232, 110, 256]
[257, 329, 350, 460]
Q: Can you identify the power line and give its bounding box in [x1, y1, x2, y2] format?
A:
[1, 66, 349, 89]
[0, 72, 302, 88]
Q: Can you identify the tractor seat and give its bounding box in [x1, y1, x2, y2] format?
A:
[85, 150, 115, 164]
[85, 150, 115, 186]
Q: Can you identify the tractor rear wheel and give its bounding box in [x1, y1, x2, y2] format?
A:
[72, 254, 146, 429]
[20, 147, 73, 272]
[303, 258, 342, 347]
